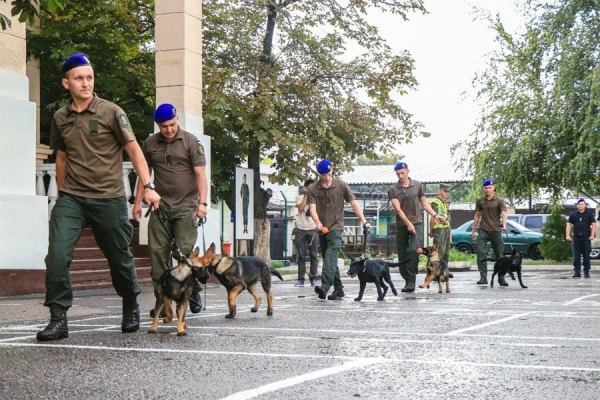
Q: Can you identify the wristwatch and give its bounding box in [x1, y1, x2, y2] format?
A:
[143, 182, 155, 190]
[199, 202, 208, 207]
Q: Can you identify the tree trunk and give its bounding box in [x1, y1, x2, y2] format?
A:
[247, 2, 278, 261]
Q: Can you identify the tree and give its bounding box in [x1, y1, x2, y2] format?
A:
[452, 0, 600, 201]
[203, 0, 428, 259]
[539, 205, 571, 261]
[26, 0, 156, 146]
[0, 0, 64, 30]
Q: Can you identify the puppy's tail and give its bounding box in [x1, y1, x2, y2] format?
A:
[270, 267, 284, 281]
[387, 259, 411, 268]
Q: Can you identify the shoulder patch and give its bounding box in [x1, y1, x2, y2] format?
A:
[117, 114, 130, 128]
[196, 140, 205, 155]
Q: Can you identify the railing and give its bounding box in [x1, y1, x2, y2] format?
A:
[36, 162, 136, 219]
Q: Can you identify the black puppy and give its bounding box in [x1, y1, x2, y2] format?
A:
[490, 248, 528, 288]
[347, 257, 405, 301]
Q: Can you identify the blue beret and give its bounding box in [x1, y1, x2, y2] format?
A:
[154, 103, 177, 123]
[482, 178, 495, 186]
[61, 53, 92, 73]
[577, 198, 586, 204]
[316, 159, 333, 175]
[394, 162, 408, 171]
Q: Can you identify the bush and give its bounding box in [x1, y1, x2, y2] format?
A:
[449, 248, 476, 262]
[540, 205, 571, 261]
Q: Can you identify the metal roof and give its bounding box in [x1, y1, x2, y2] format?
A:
[338, 164, 470, 185]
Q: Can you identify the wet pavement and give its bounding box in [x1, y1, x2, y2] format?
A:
[0, 268, 599, 400]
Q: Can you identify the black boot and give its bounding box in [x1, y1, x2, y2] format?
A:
[189, 291, 203, 313]
[37, 305, 69, 341]
[121, 297, 140, 333]
[405, 282, 415, 293]
[400, 281, 409, 292]
[327, 288, 345, 300]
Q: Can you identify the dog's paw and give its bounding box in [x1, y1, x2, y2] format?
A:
[267, 309, 273, 316]
[354, 297, 361, 301]
[250, 307, 258, 313]
[418, 284, 425, 289]
[446, 289, 451, 293]
[521, 285, 528, 289]
[147, 329, 158, 334]
[377, 297, 385, 301]
[177, 331, 187, 337]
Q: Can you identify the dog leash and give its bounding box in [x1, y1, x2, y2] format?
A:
[198, 215, 208, 311]
[145, 205, 187, 265]
[146, 204, 209, 311]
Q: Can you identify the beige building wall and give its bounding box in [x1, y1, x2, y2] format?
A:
[0, 1, 49, 273]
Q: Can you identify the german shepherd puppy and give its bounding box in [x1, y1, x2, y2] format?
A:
[148, 262, 207, 336]
[188, 243, 284, 318]
[491, 248, 527, 288]
[347, 257, 404, 301]
[419, 245, 451, 293]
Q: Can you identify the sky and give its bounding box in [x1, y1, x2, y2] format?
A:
[369, 0, 522, 171]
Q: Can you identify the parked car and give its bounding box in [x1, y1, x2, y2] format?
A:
[506, 214, 553, 233]
[451, 220, 543, 260]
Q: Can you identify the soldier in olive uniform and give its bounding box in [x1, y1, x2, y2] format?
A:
[307, 160, 371, 301]
[37, 53, 161, 341]
[472, 178, 507, 285]
[132, 104, 208, 317]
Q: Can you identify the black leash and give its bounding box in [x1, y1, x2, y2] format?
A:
[145, 205, 187, 265]
[145, 204, 209, 311]
[198, 215, 207, 311]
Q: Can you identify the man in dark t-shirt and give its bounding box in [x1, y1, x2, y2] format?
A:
[566, 198, 596, 278]
[472, 178, 507, 285]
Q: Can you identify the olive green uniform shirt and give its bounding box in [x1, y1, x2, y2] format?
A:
[143, 128, 206, 209]
[50, 94, 135, 198]
[306, 178, 354, 231]
[387, 179, 425, 225]
[475, 194, 507, 231]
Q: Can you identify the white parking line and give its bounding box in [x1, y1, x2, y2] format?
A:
[563, 294, 600, 306]
[446, 312, 534, 335]
[222, 358, 382, 400]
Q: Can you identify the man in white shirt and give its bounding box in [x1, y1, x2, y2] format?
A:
[294, 179, 319, 287]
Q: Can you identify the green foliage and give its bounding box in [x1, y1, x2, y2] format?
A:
[540, 205, 571, 261]
[452, 0, 600, 198]
[1, 0, 66, 30]
[203, 0, 428, 207]
[26, 0, 155, 147]
[449, 248, 476, 262]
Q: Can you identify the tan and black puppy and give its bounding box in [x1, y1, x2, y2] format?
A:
[419, 245, 451, 293]
[148, 262, 209, 336]
[188, 243, 283, 318]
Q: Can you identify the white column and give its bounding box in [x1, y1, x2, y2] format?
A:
[0, 1, 48, 270]
[154, 0, 218, 251]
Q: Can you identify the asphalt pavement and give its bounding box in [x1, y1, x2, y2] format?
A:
[0, 264, 599, 400]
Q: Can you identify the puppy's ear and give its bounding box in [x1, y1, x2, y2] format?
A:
[191, 247, 200, 258]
